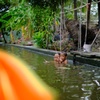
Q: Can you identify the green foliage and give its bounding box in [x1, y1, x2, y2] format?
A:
[33, 6, 53, 31]
[33, 31, 46, 48]
[0, 0, 5, 4]
[66, 12, 74, 19]
[33, 6, 54, 48]
[33, 31, 53, 48]
[0, 2, 34, 30]
[0, 0, 10, 5]
[0, 2, 55, 48]
[0, 0, 98, 48]
[30, 0, 63, 11]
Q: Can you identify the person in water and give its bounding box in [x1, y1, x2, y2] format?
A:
[54, 53, 60, 63]
[59, 52, 68, 65]
[44, 53, 60, 64]
[44, 52, 68, 65]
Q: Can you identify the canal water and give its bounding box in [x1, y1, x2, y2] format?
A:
[0, 45, 100, 100]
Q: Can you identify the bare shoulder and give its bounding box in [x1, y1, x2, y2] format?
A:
[64, 60, 68, 65]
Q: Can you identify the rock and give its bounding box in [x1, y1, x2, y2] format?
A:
[65, 20, 96, 48]
[25, 41, 33, 46]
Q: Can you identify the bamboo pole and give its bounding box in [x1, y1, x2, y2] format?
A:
[91, 29, 100, 47]
[65, 1, 100, 13]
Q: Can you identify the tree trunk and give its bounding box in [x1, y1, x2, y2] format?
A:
[1, 29, 7, 43]
[60, 0, 65, 37]
[84, 0, 91, 44]
[98, 0, 100, 29]
[74, 0, 77, 20]
[87, 0, 92, 28]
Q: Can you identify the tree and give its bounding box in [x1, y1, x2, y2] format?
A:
[87, 0, 92, 28]
[98, 0, 100, 28]
[74, 0, 77, 20]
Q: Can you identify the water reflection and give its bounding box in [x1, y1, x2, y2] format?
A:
[0, 45, 100, 100]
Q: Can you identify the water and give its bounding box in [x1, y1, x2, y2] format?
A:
[0, 45, 100, 100]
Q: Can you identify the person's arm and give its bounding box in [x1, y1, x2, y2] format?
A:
[44, 59, 50, 64]
[44, 59, 54, 64]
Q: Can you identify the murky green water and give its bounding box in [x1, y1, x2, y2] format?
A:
[0, 45, 100, 100]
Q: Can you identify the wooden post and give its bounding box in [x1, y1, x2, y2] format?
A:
[87, 0, 92, 28]
[73, 54, 76, 65]
[98, 0, 100, 29]
[74, 0, 77, 20]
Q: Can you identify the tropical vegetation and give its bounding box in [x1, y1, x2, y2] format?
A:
[0, 0, 99, 50]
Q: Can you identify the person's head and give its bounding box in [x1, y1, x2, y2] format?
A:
[59, 52, 67, 63]
[54, 53, 60, 62]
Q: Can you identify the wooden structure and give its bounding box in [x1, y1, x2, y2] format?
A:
[70, 0, 100, 65]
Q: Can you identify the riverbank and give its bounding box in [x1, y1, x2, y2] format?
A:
[0, 42, 100, 67]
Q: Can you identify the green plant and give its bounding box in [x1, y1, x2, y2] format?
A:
[32, 6, 54, 48]
[33, 31, 46, 48]
[0, 2, 34, 41]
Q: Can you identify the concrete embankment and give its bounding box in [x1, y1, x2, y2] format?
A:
[0, 43, 100, 67]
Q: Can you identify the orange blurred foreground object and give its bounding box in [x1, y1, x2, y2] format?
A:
[0, 50, 57, 100]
